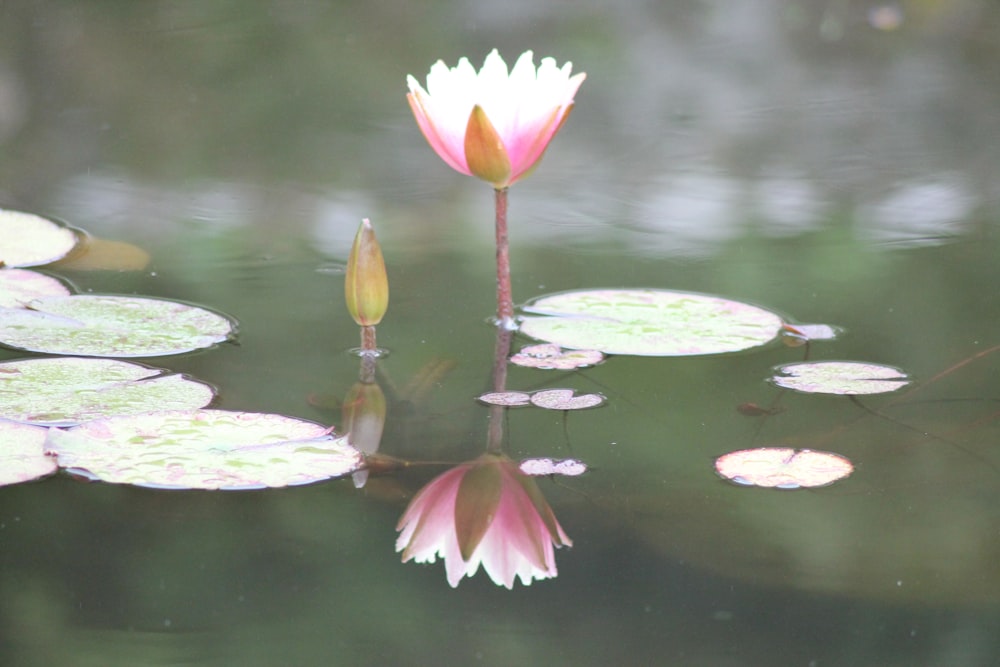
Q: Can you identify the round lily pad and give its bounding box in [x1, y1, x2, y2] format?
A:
[519, 457, 588, 477]
[509, 343, 605, 369]
[477, 391, 532, 407]
[714, 447, 854, 489]
[529, 389, 605, 410]
[780, 323, 840, 347]
[0, 269, 72, 308]
[0, 421, 58, 486]
[45, 409, 363, 490]
[772, 361, 909, 395]
[0, 209, 80, 267]
[0, 357, 215, 426]
[0, 294, 236, 357]
[519, 289, 784, 356]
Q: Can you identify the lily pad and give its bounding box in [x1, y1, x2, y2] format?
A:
[0, 209, 80, 267]
[529, 389, 606, 410]
[780, 323, 841, 347]
[519, 457, 588, 477]
[772, 361, 909, 395]
[519, 289, 783, 356]
[509, 343, 605, 369]
[714, 447, 854, 489]
[0, 294, 236, 357]
[45, 409, 363, 490]
[0, 269, 72, 308]
[477, 391, 532, 407]
[0, 421, 58, 486]
[0, 357, 215, 426]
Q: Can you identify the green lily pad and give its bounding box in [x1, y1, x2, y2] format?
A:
[477, 391, 532, 407]
[519, 457, 588, 477]
[714, 447, 854, 489]
[519, 289, 784, 356]
[0, 269, 72, 308]
[772, 361, 910, 395]
[0, 294, 236, 357]
[0, 421, 58, 486]
[509, 343, 605, 369]
[45, 409, 363, 490]
[0, 357, 215, 426]
[0, 209, 80, 267]
[529, 389, 606, 410]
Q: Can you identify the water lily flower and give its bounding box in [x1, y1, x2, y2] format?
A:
[396, 453, 572, 588]
[407, 49, 585, 189]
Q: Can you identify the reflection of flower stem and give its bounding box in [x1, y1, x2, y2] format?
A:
[494, 187, 515, 329]
[486, 325, 514, 454]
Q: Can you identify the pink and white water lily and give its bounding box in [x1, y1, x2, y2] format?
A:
[395, 453, 572, 588]
[406, 49, 586, 189]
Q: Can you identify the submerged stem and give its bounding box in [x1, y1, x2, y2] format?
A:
[494, 187, 515, 329]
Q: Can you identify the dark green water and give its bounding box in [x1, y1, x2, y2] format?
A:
[3, 2, 1000, 665]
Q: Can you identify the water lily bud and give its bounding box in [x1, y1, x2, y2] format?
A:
[344, 218, 388, 327]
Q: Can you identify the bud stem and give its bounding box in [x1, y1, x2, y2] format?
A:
[361, 324, 377, 354]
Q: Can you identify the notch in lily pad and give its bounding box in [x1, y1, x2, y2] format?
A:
[772, 361, 910, 395]
[714, 447, 853, 489]
[45, 409, 363, 490]
[0, 294, 236, 357]
[510, 343, 605, 370]
[519, 289, 784, 356]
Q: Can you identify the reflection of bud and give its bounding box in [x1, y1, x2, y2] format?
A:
[396, 453, 572, 588]
[344, 218, 388, 327]
[342, 380, 386, 488]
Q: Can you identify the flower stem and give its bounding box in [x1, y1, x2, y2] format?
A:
[361, 324, 377, 353]
[486, 325, 514, 454]
[494, 187, 515, 330]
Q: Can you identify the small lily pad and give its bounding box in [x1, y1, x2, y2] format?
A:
[715, 447, 854, 489]
[477, 391, 532, 407]
[45, 409, 363, 490]
[0, 294, 236, 357]
[772, 361, 909, 395]
[52, 238, 151, 272]
[0, 269, 72, 308]
[0, 421, 58, 486]
[0, 209, 80, 267]
[519, 289, 783, 356]
[529, 389, 606, 410]
[780, 323, 841, 347]
[0, 357, 215, 426]
[509, 343, 605, 369]
[519, 457, 588, 477]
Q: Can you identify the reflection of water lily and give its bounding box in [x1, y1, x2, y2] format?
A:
[406, 49, 585, 189]
[396, 453, 572, 588]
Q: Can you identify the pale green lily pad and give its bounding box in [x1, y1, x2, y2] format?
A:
[0, 421, 58, 486]
[714, 447, 854, 489]
[0, 209, 80, 267]
[0, 294, 236, 357]
[0, 357, 215, 426]
[0, 269, 72, 308]
[529, 389, 606, 410]
[772, 361, 910, 395]
[519, 289, 784, 356]
[45, 409, 363, 490]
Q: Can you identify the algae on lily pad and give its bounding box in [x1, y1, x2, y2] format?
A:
[0, 209, 80, 267]
[772, 361, 910, 395]
[45, 409, 363, 490]
[0, 357, 215, 426]
[0, 421, 58, 486]
[519, 289, 784, 356]
[0, 294, 236, 357]
[0, 269, 72, 308]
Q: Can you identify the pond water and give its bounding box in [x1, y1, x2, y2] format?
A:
[3, 1, 1000, 665]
